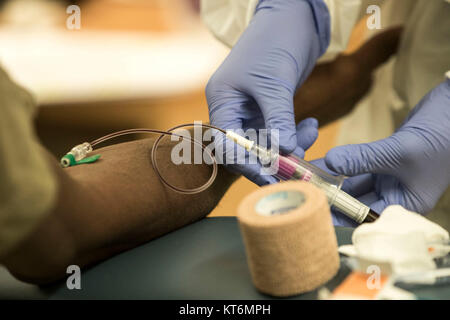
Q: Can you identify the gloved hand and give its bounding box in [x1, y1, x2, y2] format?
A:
[309, 158, 371, 227]
[324, 79, 450, 225]
[206, 0, 330, 185]
[217, 117, 319, 185]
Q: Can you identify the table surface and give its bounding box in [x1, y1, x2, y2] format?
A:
[1, 217, 449, 299]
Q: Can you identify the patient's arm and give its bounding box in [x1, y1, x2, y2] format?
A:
[2, 136, 238, 284]
[294, 27, 402, 126]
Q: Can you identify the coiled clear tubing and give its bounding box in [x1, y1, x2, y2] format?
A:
[89, 124, 226, 195]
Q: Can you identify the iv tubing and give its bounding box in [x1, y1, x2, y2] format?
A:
[88, 124, 226, 195]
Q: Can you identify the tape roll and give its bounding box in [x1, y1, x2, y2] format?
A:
[237, 181, 339, 297]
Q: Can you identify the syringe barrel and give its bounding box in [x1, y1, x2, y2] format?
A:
[273, 154, 369, 223]
[229, 134, 371, 223]
[274, 154, 343, 206]
[332, 190, 370, 224]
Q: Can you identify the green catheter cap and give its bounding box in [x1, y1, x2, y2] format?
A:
[61, 154, 101, 168]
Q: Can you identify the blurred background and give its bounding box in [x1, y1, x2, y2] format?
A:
[0, 0, 340, 217]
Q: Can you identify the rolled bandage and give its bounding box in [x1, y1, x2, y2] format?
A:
[238, 181, 339, 297]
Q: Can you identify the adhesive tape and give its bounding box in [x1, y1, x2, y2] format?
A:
[237, 181, 339, 297]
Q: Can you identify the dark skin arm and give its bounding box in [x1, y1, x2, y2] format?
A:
[1, 136, 238, 284]
[294, 27, 403, 126]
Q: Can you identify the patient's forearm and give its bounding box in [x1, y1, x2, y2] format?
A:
[294, 27, 402, 126]
[2, 137, 238, 284]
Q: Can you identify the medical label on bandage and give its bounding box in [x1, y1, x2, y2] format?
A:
[254, 191, 306, 217]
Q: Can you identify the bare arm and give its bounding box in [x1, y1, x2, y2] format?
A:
[1, 136, 238, 284]
[294, 27, 402, 126]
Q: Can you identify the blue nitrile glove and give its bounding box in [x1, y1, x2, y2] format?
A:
[206, 0, 330, 185]
[324, 79, 450, 222]
[217, 117, 319, 185]
[309, 158, 367, 227]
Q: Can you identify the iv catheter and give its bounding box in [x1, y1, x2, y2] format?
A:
[60, 124, 378, 224]
[60, 124, 225, 194]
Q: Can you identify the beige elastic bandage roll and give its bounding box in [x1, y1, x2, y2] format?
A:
[237, 181, 339, 297]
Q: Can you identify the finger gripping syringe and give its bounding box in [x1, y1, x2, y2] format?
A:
[226, 131, 379, 224]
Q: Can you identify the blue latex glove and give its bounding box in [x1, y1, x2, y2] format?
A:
[206, 0, 330, 186]
[311, 158, 375, 227]
[215, 117, 319, 185]
[324, 79, 450, 224]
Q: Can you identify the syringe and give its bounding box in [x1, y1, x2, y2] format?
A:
[226, 131, 379, 224]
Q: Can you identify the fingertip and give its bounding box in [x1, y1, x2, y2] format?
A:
[297, 125, 318, 151]
[324, 147, 346, 172]
[297, 117, 318, 129]
[279, 133, 298, 154]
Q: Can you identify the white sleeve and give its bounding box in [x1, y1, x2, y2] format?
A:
[445, 0, 450, 78]
[441, 0, 449, 78]
[201, 0, 363, 60]
[319, 0, 363, 62]
[200, 0, 259, 48]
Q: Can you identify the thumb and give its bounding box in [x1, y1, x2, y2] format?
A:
[255, 85, 297, 155]
[351, 26, 402, 72]
[296, 117, 319, 151]
[325, 136, 401, 176]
